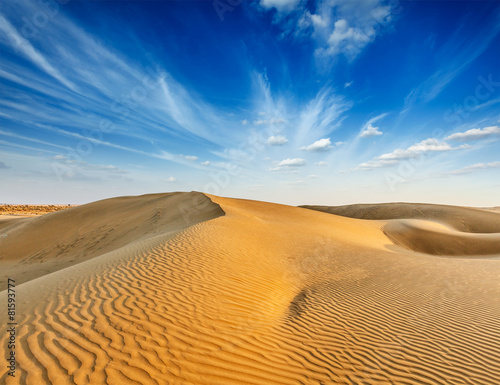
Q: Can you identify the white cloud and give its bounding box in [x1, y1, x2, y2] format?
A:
[315, 161, 328, 166]
[51, 155, 128, 174]
[254, 117, 286, 125]
[259, 0, 396, 60]
[344, 81, 353, 88]
[357, 138, 469, 170]
[311, 13, 328, 27]
[260, 0, 302, 12]
[288, 179, 305, 185]
[325, 18, 374, 57]
[165, 176, 176, 182]
[446, 126, 500, 142]
[242, 119, 248, 125]
[301, 138, 332, 152]
[179, 154, 198, 161]
[357, 159, 398, 169]
[267, 135, 288, 145]
[310, 1, 393, 59]
[308, 174, 319, 178]
[447, 161, 500, 175]
[359, 113, 387, 138]
[201, 161, 210, 166]
[359, 123, 382, 138]
[277, 158, 306, 166]
[270, 157, 306, 171]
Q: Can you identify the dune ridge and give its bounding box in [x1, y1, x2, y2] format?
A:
[0, 192, 224, 286]
[300, 202, 500, 233]
[1, 194, 500, 384]
[302, 202, 500, 256]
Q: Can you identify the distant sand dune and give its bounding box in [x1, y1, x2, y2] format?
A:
[1, 194, 500, 384]
[383, 219, 500, 255]
[303, 202, 500, 256]
[300, 202, 500, 232]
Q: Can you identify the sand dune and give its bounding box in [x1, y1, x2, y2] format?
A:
[383, 219, 500, 256]
[303, 202, 500, 256]
[0, 216, 32, 232]
[301, 202, 500, 232]
[1, 194, 500, 384]
[0, 192, 224, 286]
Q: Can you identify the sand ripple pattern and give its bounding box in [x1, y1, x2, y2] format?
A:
[1, 195, 500, 384]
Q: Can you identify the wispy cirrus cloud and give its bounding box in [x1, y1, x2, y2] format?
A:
[445, 161, 500, 176]
[0, 0, 245, 171]
[294, 87, 350, 146]
[178, 154, 198, 161]
[0, 15, 76, 91]
[0, 129, 70, 151]
[52, 155, 129, 174]
[404, 9, 500, 107]
[254, 118, 286, 126]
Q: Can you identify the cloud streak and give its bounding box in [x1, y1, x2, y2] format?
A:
[270, 157, 306, 171]
[446, 126, 500, 142]
[446, 161, 500, 175]
[0, 15, 76, 91]
[357, 138, 469, 170]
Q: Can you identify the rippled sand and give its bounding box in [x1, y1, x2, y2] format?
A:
[1, 193, 500, 384]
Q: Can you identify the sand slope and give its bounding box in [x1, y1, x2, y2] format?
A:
[302, 202, 500, 256]
[1, 195, 500, 384]
[0, 192, 224, 286]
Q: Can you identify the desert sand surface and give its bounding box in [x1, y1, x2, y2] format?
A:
[301, 203, 500, 256]
[1, 193, 500, 384]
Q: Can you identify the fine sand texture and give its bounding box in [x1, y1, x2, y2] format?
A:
[1, 194, 500, 384]
[302, 202, 500, 256]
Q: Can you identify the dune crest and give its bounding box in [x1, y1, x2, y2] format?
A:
[301, 202, 500, 232]
[1, 194, 500, 384]
[0, 192, 224, 285]
[303, 202, 500, 256]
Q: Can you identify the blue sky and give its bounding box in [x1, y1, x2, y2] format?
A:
[0, 0, 499, 205]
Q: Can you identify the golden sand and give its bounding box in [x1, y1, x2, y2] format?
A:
[1, 193, 499, 384]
